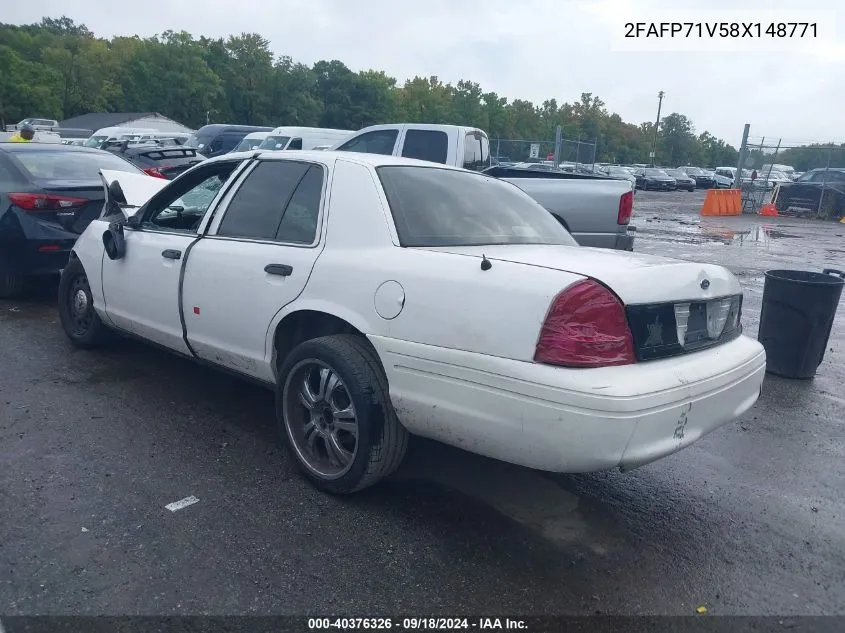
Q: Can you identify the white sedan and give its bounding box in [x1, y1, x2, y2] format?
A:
[59, 151, 766, 494]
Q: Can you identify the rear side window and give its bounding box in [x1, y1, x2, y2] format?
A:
[216, 161, 323, 243]
[401, 130, 448, 164]
[377, 165, 576, 248]
[463, 131, 491, 171]
[276, 165, 323, 243]
[336, 129, 398, 155]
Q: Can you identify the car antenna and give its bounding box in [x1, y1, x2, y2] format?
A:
[480, 254, 492, 271]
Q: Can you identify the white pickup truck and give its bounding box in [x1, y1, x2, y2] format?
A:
[332, 124, 636, 251]
[58, 150, 765, 495]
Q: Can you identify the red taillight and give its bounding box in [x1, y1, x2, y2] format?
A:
[618, 190, 633, 225]
[534, 279, 636, 368]
[8, 193, 87, 212]
[143, 167, 168, 179]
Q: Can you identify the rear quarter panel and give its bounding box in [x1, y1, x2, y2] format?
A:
[270, 158, 585, 363]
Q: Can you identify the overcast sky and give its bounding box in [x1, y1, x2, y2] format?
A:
[6, 0, 844, 146]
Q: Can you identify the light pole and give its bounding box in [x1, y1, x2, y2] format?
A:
[651, 90, 664, 167]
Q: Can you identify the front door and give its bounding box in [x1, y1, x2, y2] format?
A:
[181, 157, 328, 381]
[101, 160, 245, 353]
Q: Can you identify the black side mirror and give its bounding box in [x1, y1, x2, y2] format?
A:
[103, 222, 126, 260]
[108, 180, 127, 205]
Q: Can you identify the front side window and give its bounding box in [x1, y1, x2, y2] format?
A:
[216, 160, 323, 243]
[142, 162, 241, 233]
[336, 129, 399, 155]
[377, 165, 577, 248]
[287, 138, 303, 150]
[401, 130, 449, 164]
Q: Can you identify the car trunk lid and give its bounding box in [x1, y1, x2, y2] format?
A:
[22, 179, 108, 234]
[417, 244, 740, 305]
[418, 244, 744, 362]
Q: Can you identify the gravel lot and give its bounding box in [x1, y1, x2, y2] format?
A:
[1, 188, 843, 616]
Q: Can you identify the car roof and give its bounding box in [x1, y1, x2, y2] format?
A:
[207, 149, 468, 172]
[0, 143, 111, 155]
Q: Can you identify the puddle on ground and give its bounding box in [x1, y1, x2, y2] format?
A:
[635, 218, 802, 248]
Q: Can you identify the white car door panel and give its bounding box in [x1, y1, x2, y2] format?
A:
[100, 159, 247, 354]
[182, 158, 328, 380]
[101, 230, 195, 352]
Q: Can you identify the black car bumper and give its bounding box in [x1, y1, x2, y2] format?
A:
[646, 180, 676, 191]
[1, 238, 74, 276]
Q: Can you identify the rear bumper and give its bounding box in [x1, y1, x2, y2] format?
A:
[371, 334, 766, 473]
[0, 239, 73, 275]
[573, 231, 635, 251]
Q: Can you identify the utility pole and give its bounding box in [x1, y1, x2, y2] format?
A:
[651, 90, 664, 167]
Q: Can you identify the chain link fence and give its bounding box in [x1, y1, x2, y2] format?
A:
[739, 132, 845, 219]
[490, 136, 597, 172]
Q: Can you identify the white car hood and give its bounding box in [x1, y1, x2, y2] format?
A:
[418, 244, 741, 305]
[100, 169, 169, 217]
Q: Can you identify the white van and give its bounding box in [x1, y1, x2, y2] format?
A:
[232, 131, 272, 153]
[84, 127, 158, 148]
[257, 127, 353, 151]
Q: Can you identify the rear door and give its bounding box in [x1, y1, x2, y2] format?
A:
[335, 127, 402, 155]
[182, 157, 328, 380]
[397, 127, 453, 165]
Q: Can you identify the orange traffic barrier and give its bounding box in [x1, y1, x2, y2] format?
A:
[759, 203, 778, 217]
[700, 189, 742, 216]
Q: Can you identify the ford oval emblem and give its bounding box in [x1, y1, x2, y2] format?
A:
[700, 279, 711, 290]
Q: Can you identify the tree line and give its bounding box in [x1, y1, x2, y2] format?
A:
[3, 15, 825, 169]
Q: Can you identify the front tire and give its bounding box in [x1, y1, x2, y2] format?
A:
[276, 334, 408, 494]
[58, 258, 110, 348]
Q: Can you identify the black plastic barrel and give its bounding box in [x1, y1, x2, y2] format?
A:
[757, 268, 845, 378]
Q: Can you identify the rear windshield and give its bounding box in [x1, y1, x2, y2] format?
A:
[258, 135, 291, 150]
[377, 165, 577, 248]
[13, 150, 142, 180]
[137, 148, 200, 164]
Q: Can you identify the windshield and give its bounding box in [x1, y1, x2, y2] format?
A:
[258, 135, 291, 150]
[645, 169, 669, 177]
[377, 165, 578, 248]
[83, 135, 109, 148]
[684, 167, 702, 175]
[234, 137, 266, 152]
[13, 149, 142, 180]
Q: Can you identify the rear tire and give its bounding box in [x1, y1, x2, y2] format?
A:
[0, 256, 24, 299]
[58, 258, 110, 348]
[276, 334, 408, 494]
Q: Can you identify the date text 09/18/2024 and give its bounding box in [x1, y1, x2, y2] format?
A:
[624, 22, 818, 38]
[307, 618, 528, 630]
